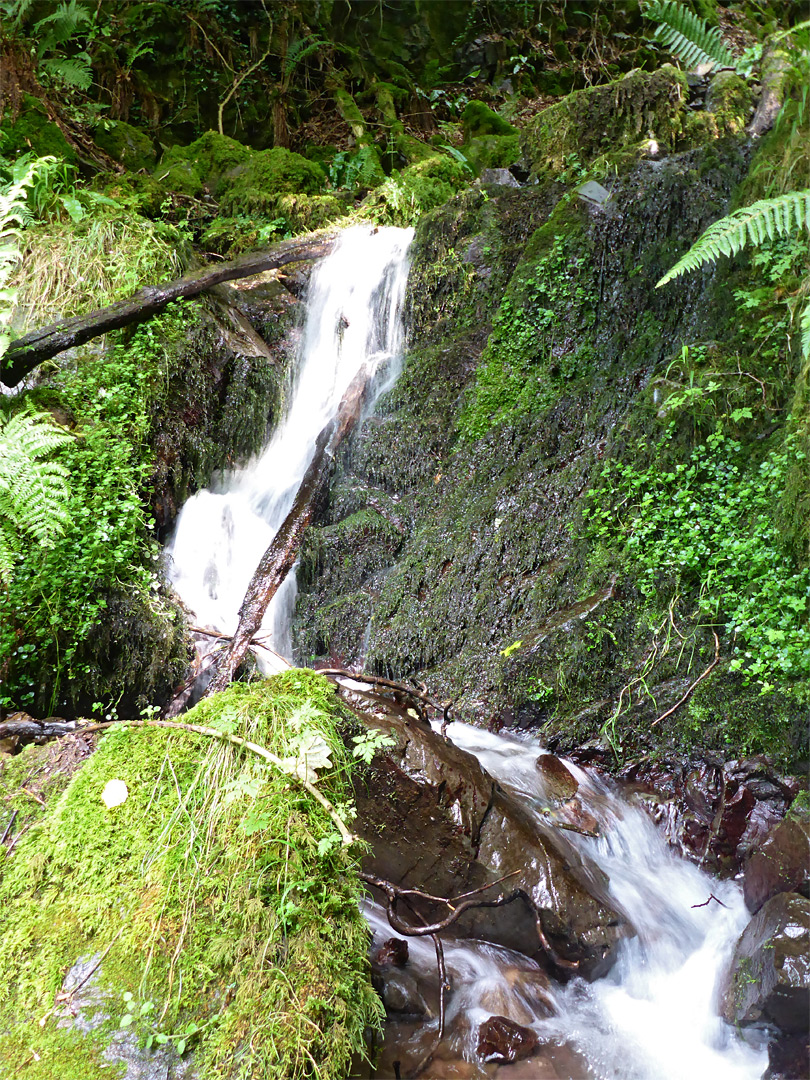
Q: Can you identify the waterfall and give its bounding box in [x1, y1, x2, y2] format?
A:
[375, 721, 767, 1080]
[166, 225, 414, 666]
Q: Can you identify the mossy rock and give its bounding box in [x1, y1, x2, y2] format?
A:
[0, 673, 382, 1079]
[462, 100, 518, 140]
[92, 119, 156, 172]
[362, 152, 470, 226]
[91, 170, 169, 217]
[0, 93, 76, 163]
[219, 148, 327, 216]
[464, 133, 521, 174]
[156, 130, 253, 197]
[522, 65, 691, 177]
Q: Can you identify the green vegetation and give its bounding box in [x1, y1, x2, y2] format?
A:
[0, 408, 72, 582]
[0, 305, 190, 716]
[644, 0, 735, 70]
[0, 671, 383, 1079]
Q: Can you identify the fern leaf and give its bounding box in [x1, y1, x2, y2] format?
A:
[40, 55, 93, 91]
[800, 298, 810, 363]
[644, 0, 735, 71]
[0, 410, 72, 580]
[657, 190, 810, 287]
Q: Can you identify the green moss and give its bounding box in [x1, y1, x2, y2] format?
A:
[219, 148, 327, 216]
[156, 130, 253, 197]
[361, 152, 469, 226]
[522, 66, 691, 177]
[0, 673, 382, 1079]
[0, 94, 77, 163]
[464, 133, 521, 174]
[461, 100, 518, 140]
[93, 119, 156, 172]
[91, 170, 169, 217]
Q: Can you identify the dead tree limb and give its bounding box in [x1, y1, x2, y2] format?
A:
[203, 365, 374, 697]
[1, 235, 334, 387]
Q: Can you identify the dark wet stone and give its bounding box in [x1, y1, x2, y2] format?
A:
[535, 754, 579, 804]
[744, 811, 810, 915]
[354, 710, 628, 979]
[722, 893, 810, 1035]
[765, 1032, 810, 1080]
[380, 971, 429, 1016]
[477, 1015, 539, 1063]
[375, 937, 409, 968]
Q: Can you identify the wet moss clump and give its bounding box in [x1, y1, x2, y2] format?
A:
[0, 93, 77, 162]
[155, 130, 253, 198]
[522, 66, 691, 177]
[93, 119, 156, 173]
[0, 672, 383, 1080]
[361, 153, 469, 226]
[219, 148, 327, 216]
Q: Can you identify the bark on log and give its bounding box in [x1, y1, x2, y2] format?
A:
[203, 365, 374, 697]
[0, 718, 77, 740]
[1, 235, 334, 387]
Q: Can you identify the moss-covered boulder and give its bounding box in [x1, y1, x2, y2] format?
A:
[522, 65, 691, 177]
[156, 130, 253, 198]
[462, 100, 518, 140]
[219, 148, 327, 216]
[362, 152, 470, 226]
[93, 119, 156, 172]
[0, 672, 382, 1079]
[0, 93, 76, 163]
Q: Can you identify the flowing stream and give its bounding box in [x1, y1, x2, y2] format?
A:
[166, 225, 413, 665]
[166, 228, 766, 1078]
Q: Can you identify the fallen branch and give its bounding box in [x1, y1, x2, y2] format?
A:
[75, 718, 355, 846]
[204, 365, 374, 697]
[652, 630, 720, 727]
[0, 718, 77, 741]
[1, 235, 334, 386]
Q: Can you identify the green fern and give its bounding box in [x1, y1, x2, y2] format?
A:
[657, 190, 810, 285]
[0, 409, 73, 582]
[658, 190, 810, 360]
[644, 0, 735, 71]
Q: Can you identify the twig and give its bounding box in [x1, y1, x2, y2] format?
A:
[652, 630, 720, 727]
[691, 892, 728, 909]
[78, 719, 355, 846]
[189, 625, 290, 665]
[1, 809, 18, 844]
[42, 926, 125, 1027]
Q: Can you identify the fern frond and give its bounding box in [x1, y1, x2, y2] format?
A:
[800, 297, 810, 363]
[39, 55, 93, 90]
[657, 190, 810, 287]
[644, 0, 735, 71]
[0, 410, 72, 580]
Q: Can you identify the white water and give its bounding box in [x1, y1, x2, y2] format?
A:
[167, 227, 766, 1077]
[429, 722, 768, 1080]
[166, 226, 413, 664]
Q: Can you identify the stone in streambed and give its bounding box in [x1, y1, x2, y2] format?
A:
[535, 754, 579, 804]
[477, 1015, 539, 1063]
[375, 936, 409, 968]
[744, 809, 810, 914]
[722, 892, 810, 1034]
[380, 971, 429, 1017]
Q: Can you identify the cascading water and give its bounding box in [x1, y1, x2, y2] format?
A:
[166, 225, 413, 665]
[367, 721, 768, 1080]
[166, 224, 767, 1080]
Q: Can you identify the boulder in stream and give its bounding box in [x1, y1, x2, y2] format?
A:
[354, 708, 628, 978]
[744, 808, 810, 914]
[722, 892, 810, 1034]
[476, 1014, 539, 1063]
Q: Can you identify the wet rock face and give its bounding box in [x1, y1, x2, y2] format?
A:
[744, 810, 810, 915]
[477, 1015, 539, 1063]
[722, 893, 810, 1035]
[354, 711, 627, 978]
[612, 754, 801, 875]
[535, 754, 579, 804]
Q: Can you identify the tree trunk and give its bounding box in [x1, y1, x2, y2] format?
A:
[203, 364, 373, 696]
[1, 235, 334, 387]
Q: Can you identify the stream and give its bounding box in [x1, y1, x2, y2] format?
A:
[166, 227, 770, 1079]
